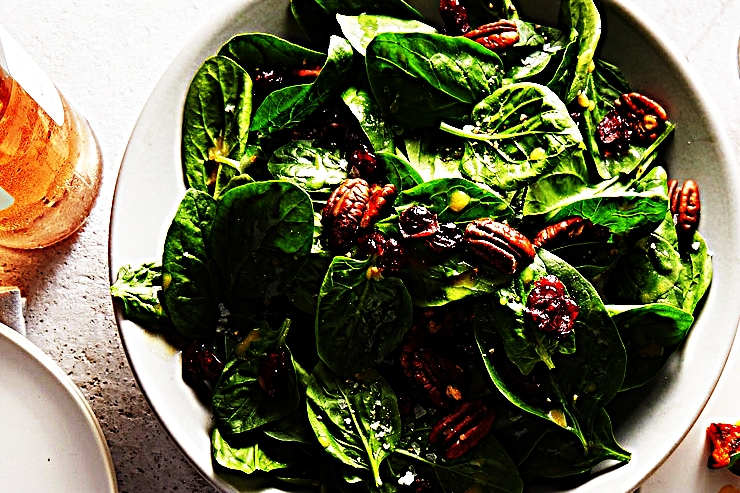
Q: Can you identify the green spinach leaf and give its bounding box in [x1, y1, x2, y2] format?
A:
[251, 36, 355, 136]
[307, 362, 402, 486]
[111, 262, 168, 325]
[181, 56, 252, 193]
[337, 14, 436, 56]
[396, 178, 513, 224]
[608, 303, 694, 390]
[390, 434, 523, 493]
[341, 86, 396, 153]
[268, 140, 348, 193]
[476, 249, 626, 446]
[605, 211, 713, 314]
[380, 152, 423, 192]
[212, 427, 291, 474]
[560, 0, 601, 103]
[445, 82, 584, 192]
[316, 256, 412, 375]
[212, 320, 300, 434]
[315, 0, 424, 20]
[366, 32, 503, 127]
[517, 408, 629, 480]
[162, 189, 219, 339]
[210, 181, 314, 327]
[502, 22, 568, 83]
[219, 32, 326, 76]
[402, 131, 466, 181]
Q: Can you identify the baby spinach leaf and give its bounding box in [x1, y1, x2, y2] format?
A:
[212, 427, 291, 475]
[341, 86, 396, 153]
[290, 0, 338, 46]
[307, 362, 402, 486]
[284, 253, 333, 314]
[605, 211, 713, 315]
[366, 32, 503, 127]
[447, 82, 584, 192]
[111, 262, 168, 325]
[162, 189, 219, 339]
[268, 140, 348, 193]
[607, 303, 694, 390]
[316, 256, 412, 375]
[380, 152, 423, 192]
[582, 60, 675, 179]
[337, 14, 436, 56]
[502, 22, 568, 83]
[525, 166, 670, 235]
[181, 56, 252, 193]
[401, 248, 512, 307]
[545, 27, 579, 100]
[397, 178, 513, 224]
[390, 434, 523, 493]
[517, 408, 629, 481]
[210, 181, 314, 324]
[219, 32, 326, 76]
[476, 255, 576, 375]
[402, 131, 466, 181]
[476, 249, 626, 446]
[212, 320, 300, 434]
[251, 36, 355, 136]
[560, 0, 601, 103]
[314, 0, 424, 20]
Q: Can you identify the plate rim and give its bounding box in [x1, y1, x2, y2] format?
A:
[0, 322, 118, 492]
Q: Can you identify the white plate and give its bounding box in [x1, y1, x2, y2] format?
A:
[109, 0, 740, 491]
[0, 322, 117, 492]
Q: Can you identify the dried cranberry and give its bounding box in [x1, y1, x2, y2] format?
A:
[426, 222, 464, 253]
[439, 0, 471, 36]
[182, 340, 224, 382]
[525, 275, 579, 338]
[251, 65, 321, 105]
[358, 231, 407, 274]
[399, 205, 439, 239]
[596, 109, 630, 156]
[258, 348, 290, 397]
[347, 145, 384, 184]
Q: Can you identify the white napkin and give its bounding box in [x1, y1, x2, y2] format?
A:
[0, 286, 26, 336]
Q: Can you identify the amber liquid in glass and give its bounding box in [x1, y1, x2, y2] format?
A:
[0, 69, 102, 249]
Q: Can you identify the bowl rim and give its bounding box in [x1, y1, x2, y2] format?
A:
[108, 0, 740, 491]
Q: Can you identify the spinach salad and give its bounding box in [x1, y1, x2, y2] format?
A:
[111, 0, 713, 491]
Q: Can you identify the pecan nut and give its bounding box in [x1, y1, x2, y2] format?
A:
[532, 216, 610, 249]
[429, 399, 496, 460]
[322, 179, 397, 250]
[439, 0, 471, 36]
[668, 178, 701, 242]
[400, 323, 465, 408]
[464, 219, 536, 274]
[360, 183, 397, 229]
[463, 20, 519, 52]
[596, 92, 668, 156]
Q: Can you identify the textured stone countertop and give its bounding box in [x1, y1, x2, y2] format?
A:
[0, 1, 738, 492]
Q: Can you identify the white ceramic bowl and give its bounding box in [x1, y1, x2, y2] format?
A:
[109, 0, 740, 491]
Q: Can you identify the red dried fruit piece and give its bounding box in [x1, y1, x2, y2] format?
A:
[182, 340, 224, 382]
[399, 205, 440, 239]
[258, 348, 290, 397]
[595, 92, 668, 156]
[347, 146, 384, 184]
[525, 275, 579, 338]
[464, 219, 535, 274]
[707, 423, 740, 469]
[429, 399, 496, 459]
[426, 222, 464, 253]
[439, 0, 471, 35]
[358, 231, 407, 274]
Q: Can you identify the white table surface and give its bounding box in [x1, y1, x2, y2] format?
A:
[0, 1, 738, 492]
